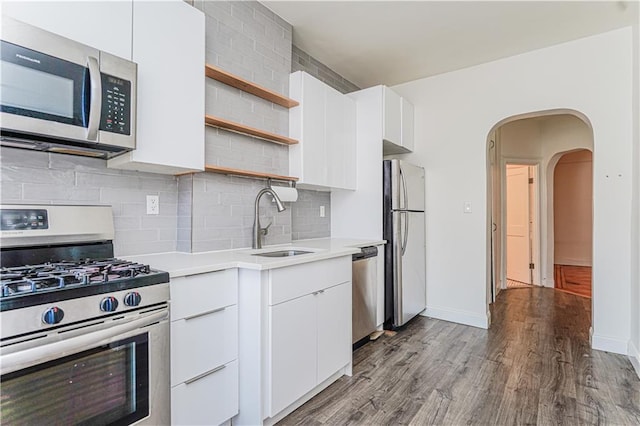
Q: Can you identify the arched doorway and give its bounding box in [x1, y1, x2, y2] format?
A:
[552, 149, 593, 298]
[487, 111, 594, 319]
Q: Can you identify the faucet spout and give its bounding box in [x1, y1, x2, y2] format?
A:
[253, 188, 286, 249]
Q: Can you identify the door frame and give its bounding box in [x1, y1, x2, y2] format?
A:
[500, 158, 541, 290]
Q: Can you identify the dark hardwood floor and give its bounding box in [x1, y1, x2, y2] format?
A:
[277, 287, 640, 425]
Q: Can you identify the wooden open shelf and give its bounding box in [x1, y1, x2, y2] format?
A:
[203, 165, 298, 182]
[205, 115, 298, 145]
[205, 64, 299, 108]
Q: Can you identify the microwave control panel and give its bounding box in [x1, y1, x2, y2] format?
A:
[99, 73, 132, 136]
[0, 209, 48, 231]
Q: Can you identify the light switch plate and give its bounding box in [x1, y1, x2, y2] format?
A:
[463, 201, 472, 213]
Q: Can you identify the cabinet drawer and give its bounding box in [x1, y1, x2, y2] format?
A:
[269, 256, 351, 305]
[171, 304, 238, 386]
[171, 268, 237, 321]
[171, 359, 238, 426]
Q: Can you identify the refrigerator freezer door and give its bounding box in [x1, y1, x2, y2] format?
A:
[390, 160, 425, 211]
[393, 210, 426, 327]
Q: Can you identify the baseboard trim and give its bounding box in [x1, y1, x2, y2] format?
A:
[628, 340, 640, 379]
[591, 333, 628, 355]
[422, 306, 489, 329]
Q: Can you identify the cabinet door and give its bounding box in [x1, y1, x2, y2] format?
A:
[108, 0, 205, 174]
[382, 87, 402, 145]
[401, 97, 415, 152]
[171, 305, 238, 387]
[326, 88, 357, 190]
[301, 73, 327, 186]
[2, 1, 133, 59]
[269, 294, 317, 416]
[317, 282, 352, 384]
[172, 360, 238, 426]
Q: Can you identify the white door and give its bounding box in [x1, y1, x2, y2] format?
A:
[268, 295, 316, 416]
[506, 165, 531, 284]
[316, 282, 351, 384]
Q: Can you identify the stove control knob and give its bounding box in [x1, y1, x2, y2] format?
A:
[100, 296, 119, 312]
[43, 307, 64, 325]
[124, 292, 142, 307]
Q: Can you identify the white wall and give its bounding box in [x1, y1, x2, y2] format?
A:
[393, 27, 634, 355]
[554, 150, 593, 266]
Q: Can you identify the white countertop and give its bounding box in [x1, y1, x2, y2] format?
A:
[123, 238, 385, 278]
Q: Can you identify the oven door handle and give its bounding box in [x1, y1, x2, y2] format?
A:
[1, 310, 167, 373]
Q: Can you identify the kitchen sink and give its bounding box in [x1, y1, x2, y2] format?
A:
[254, 249, 314, 257]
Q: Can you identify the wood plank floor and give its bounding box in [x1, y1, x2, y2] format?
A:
[277, 288, 640, 425]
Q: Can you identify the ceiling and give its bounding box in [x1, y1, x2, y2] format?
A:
[262, 1, 639, 89]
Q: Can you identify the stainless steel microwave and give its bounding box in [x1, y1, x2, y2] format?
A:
[0, 17, 137, 159]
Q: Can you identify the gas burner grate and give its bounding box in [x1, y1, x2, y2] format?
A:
[0, 258, 157, 298]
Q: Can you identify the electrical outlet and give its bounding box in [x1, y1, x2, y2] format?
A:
[320, 205, 325, 217]
[146, 195, 159, 215]
[463, 201, 472, 213]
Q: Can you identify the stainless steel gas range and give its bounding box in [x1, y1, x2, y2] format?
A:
[0, 204, 170, 425]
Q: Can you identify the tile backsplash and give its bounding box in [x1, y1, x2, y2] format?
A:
[0, 147, 178, 256]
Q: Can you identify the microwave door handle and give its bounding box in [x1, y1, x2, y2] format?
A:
[86, 56, 101, 141]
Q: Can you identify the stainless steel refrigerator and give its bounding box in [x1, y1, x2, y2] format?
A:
[383, 159, 426, 328]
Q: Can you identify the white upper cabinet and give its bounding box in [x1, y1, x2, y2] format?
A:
[108, 0, 205, 174]
[401, 97, 415, 152]
[383, 86, 402, 146]
[2, 1, 133, 59]
[289, 71, 356, 190]
[381, 86, 414, 155]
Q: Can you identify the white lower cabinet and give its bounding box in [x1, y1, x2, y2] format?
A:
[316, 282, 352, 383]
[269, 293, 317, 415]
[170, 269, 238, 425]
[172, 360, 239, 426]
[269, 280, 351, 416]
[236, 256, 352, 425]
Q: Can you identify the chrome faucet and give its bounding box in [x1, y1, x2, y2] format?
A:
[253, 188, 286, 249]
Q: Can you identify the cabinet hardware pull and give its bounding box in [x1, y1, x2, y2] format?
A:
[184, 306, 226, 321]
[184, 364, 226, 385]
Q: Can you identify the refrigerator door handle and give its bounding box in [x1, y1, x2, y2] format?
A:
[400, 166, 408, 210]
[401, 211, 409, 256]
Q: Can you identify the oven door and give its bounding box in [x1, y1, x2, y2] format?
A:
[0, 308, 169, 426]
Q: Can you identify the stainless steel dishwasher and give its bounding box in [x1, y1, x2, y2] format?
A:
[352, 246, 378, 345]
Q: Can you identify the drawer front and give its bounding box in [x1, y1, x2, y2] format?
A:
[269, 256, 351, 305]
[171, 359, 238, 426]
[171, 304, 238, 386]
[171, 268, 237, 321]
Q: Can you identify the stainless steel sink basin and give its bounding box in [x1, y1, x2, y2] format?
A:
[254, 250, 313, 257]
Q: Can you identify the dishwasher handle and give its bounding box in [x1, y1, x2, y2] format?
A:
[352, 246, 378, 261]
